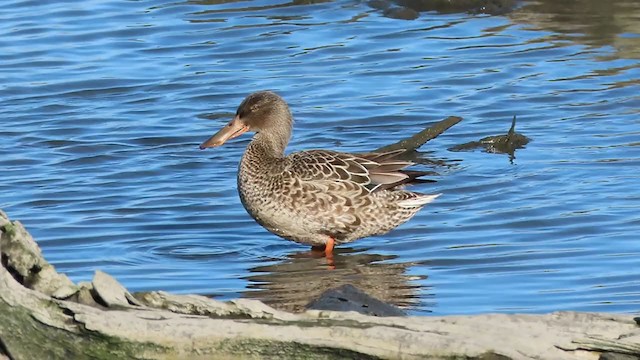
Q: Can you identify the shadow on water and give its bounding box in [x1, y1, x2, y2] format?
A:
[241, 247, 432, 313]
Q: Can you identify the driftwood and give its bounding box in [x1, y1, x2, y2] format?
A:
[2, 210, 640, 360]
[448, 115, 530, 161]
[375, 115, 462, 152]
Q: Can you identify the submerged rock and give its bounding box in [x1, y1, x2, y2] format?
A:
[305, 284, 406, 316]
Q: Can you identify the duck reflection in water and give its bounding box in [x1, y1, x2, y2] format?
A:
[241, 247, 433, 314]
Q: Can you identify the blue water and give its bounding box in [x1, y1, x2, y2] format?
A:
[1, 0, 639, 315]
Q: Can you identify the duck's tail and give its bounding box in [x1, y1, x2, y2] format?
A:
[397, 193, 441, 208]
[356, 149, 438, 191]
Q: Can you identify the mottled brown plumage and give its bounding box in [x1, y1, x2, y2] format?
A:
[200, 91, 440, 251]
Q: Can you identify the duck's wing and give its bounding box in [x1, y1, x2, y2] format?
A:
[285, 149, 418, 192]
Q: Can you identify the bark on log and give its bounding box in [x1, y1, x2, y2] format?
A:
[2, 210, 639, 360]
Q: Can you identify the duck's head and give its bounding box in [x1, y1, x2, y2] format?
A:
[199, 91, 292, 149]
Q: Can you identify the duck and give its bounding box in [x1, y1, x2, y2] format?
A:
[199, 91, 440, 258]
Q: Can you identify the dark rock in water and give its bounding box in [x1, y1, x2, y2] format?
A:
[305, 284, 406, 316]
[449, 115, 530, 161]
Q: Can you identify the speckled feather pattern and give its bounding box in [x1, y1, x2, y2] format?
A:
[237, 129, 438, 247]
[208, 91, 440, 247]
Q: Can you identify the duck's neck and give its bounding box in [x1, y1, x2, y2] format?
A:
[254, 131, 289, 157]
[241, 130, 290, 172]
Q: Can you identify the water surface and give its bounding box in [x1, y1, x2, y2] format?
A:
[1, 0, 639, 315]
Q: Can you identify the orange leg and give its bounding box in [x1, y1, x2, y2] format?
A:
[325, 237, 335, 269]
[310, 237, 336, 269]
[324, 237, 335, 256]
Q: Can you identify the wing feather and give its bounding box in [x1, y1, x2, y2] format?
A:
[285, 149, 423, 192]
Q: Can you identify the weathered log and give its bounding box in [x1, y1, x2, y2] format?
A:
[1, 210, 640, 360]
